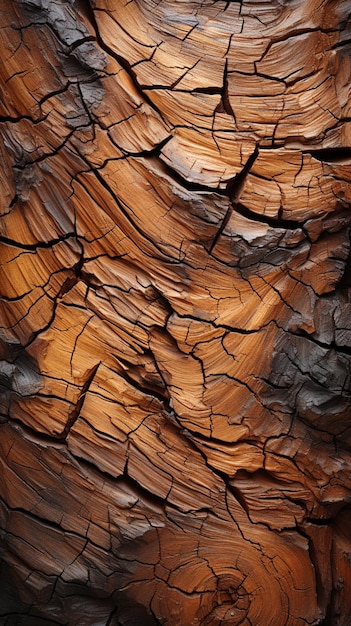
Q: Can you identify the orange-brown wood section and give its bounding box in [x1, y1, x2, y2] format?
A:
[1, 0, 351, 624]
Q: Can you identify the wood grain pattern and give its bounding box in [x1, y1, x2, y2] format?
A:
[1, 0, 351, 624]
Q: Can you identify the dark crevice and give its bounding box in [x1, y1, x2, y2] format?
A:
[336, 230, 351, 289]
[120, 467, 168, 513]
[0, 232, 76, 251]
[9, 194, 19, 208]
[0, 114, 36, 124]
[305, 517, 337, 526]
[307, 506, 351, 530]
[338, 255, 351, 288]
[296, 525, 333, 619]
[226, 146, 259, 201]
[115, 355, 169, 406]
[191, 86, 222, 95]
[209, 147, 259, 253]
[119, 134, 172, 159]
[222, 0, 243, 13]
[233, 201, 305, 231]
[222, 62, 236, 119]
[58, 246, 85, 297]
[106, 608, 118, 626]
[208, 204, 232, 253]
[306, 147, 351, 163]
[332, 37, 351, 49]
[292, 326, 351, 356]
[37, 82, 71, 108]
[76, 80, 95, 127]
[59, 362, 100, 440]
[68, 35, 96, 53]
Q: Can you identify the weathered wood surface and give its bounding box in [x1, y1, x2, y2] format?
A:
[1, 0, 351, 624]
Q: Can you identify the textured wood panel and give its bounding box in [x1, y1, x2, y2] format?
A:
[1, 0, 351, 624]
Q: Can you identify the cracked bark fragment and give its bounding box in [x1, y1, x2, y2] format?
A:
[1, 0, 351, 624]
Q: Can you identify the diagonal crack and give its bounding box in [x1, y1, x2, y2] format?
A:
[59, 362, 100, 440]
[209, 147, 259, 253]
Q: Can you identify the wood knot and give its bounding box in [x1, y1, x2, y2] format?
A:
[202, 574, 249, 625]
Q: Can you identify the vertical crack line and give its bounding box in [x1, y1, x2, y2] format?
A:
[222, 58, 236, 120]
[208, 203, 233, 254]
[209, 146, 259, 253]
[60, 362, 100, 440]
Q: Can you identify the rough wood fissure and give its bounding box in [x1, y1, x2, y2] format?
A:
[0, 0, 350, 624]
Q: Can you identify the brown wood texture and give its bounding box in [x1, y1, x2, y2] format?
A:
[1, 0, 351, 624]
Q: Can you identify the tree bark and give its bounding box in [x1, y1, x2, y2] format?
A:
[1, 0, 351, 624]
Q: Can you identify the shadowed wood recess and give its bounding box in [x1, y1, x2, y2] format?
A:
[1, 0, 351, 624]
